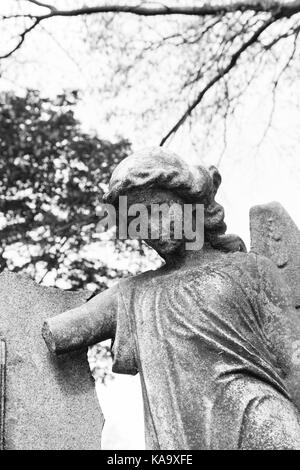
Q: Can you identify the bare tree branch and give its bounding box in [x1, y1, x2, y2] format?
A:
[0, 18, 41, 59]
[216, 79, 232, 168]
[263, 23, 300, 48]
[1, 14, 35, 20]
[17, 1, 300, 18]
[2, 1, 300, 62]
[26, 0, 57, 12]
[160, 16, 277, 145]
[256, 29, 299, 149]
[2, 0, 300, 145]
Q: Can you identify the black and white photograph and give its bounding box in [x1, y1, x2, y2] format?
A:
[1, 0, 300, 456]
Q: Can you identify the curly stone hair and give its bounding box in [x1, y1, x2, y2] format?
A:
[104, 147, 246, 252]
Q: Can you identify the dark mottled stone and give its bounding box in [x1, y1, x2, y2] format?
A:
[0, 270, 103, 450]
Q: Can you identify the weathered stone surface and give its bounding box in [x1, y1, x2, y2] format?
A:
[0, 339, 5, 450]
[43, 148, 300, 450]
[0, 270, 103, 450]
[250, 202, 300, 308]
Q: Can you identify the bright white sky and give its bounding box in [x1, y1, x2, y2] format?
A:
[2, 1, 300, 241]
[1, 0, 300, 449]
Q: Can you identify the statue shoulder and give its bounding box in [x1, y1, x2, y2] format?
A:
[213, 250, 260, 276]
[116, 268, 158, 292]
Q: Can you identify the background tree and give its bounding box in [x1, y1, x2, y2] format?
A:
[0, 89, 161, 382]
[0, 89, 135, 290]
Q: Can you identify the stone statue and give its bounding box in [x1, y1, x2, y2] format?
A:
[43, 147, 300, 450]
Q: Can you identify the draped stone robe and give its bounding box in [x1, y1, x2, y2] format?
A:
[107, 251, 300, 449]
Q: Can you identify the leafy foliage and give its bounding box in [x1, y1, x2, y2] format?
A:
[0, 90, 131, 290]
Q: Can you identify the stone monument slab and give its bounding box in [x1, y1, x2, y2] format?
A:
[250, 202, 300, 308]
[0, 270, 103, 450]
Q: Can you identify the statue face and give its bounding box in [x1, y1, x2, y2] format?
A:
[121, 188, 186, 257]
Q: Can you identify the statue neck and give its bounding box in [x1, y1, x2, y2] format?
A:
[162, 243, 224, 269]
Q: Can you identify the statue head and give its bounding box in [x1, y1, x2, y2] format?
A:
[103, 147, 245, 258]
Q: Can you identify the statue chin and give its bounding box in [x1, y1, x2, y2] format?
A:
[145, 238, 184, 258]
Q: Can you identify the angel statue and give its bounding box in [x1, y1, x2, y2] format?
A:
[42, 147, 300, 450]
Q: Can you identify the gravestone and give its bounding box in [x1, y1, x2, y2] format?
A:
[250, 202, 300, 308]
[0, 270, 103, 450]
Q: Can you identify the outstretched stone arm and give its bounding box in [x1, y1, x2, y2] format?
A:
[42, 285, 117, 355]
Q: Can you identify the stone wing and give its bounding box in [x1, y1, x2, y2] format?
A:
[250, 202, 300, 309]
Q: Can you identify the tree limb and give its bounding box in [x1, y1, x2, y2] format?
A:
[160, 16, 278, 145]
[2, 1, 300, 61]
[19, 1, 300, 18]
[0, 18, 41, 59]
[255, 29, 299, 150]
[26, 0, 57, 12]
[2, 0, 300, 145]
